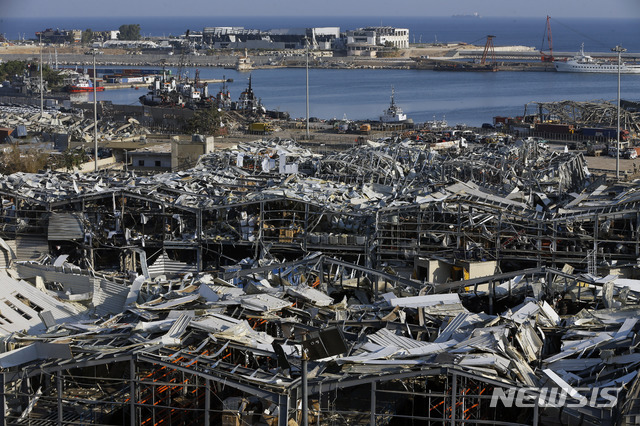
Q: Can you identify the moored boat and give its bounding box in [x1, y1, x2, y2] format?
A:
[555, 44, 640, 74]
[380, 87, 408, 123]
[236, 49, 253, 71]
[67, 76, 105, 93]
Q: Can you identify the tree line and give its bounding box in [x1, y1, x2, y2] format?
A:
[81, 24, 141, 44]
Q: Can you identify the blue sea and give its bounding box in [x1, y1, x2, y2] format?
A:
[2, 16, 639, 52]
[3, 16, 640, 126]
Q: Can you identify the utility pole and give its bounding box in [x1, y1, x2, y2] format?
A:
[93, 49, 98, 172]
[39, 34, 43, 116]
[305, 36, 310, 140]
[612, 45, 626, 180]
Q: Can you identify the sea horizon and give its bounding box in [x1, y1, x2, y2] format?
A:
[2, 16, 639, 53]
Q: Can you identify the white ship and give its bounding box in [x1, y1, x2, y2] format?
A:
[555, 44, 640, 74]
[380, 87, 407, 123]
[236, 49, 253, 71]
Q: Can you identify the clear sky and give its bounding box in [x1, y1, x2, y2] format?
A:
[2, 0, 639, 18]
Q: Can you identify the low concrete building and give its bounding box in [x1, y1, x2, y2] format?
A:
[171, 134, 214, 170]
[129, 143, 172, 172]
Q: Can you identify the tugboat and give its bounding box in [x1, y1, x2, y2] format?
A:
[216, 77, 233, 110]
[234, 75, 265, 114]
[380, 87, 407, 123]
[139, 69, 213, 108]
[236, 49, 253, 71]
[67, 76, 105, 93]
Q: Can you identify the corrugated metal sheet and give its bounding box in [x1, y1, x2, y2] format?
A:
[0, 343, 72, 368]
[48, 212, 84, 241]
[15, 235, 48, 261]
[515, 323, 544, 362]
[162, 313, 191, 345]
[389, 293, 462, 308]
[0, 237, 15, 268]
[435, 313, 471, 343]
[286, 286, 334, 306]
[368, 328, 427, 350]
[138, 294, 200, 310]
[0, 247, 10, 269]
[367, 328, 456, 357]
[190, 314, 274, 347]
[148, 252, 197, 278]
[91, 278, 128, 316]
[0, 270, 82, 335]
[16, 263, 92, 295]
[336, 346, 399, 364]
[240, 294, 292, 312]
[458, 353, 512, 374]
[15, 263, 128, 316]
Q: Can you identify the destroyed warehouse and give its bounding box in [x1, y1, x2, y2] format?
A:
[1, 134, 640, 426]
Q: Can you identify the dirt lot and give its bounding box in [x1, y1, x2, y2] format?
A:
[0, 44, 128, 55]
[583, 152, 640, 177]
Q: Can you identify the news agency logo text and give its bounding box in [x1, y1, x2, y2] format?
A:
[489, 387, 619, 409]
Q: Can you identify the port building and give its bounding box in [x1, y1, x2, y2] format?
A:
[345, 26, 410, 56]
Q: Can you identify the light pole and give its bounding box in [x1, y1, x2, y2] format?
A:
[93, 49, 98, 172]
[39, 34, 43, 116]
[612, 45, 626, 180]
[305, 36, 310, 140]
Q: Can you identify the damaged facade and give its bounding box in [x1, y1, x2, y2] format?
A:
[0, 137, 640, 425]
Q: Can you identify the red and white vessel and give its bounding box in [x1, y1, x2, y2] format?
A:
[67, 77, 105, 93]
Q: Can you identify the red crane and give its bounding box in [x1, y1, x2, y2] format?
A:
[481, 35, 497, 70]
[540, 15, 554, 62]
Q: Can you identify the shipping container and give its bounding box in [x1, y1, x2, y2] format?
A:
[586, 144, 606, 156]
[248, 122, 273, 134]
[535, 123, 574, 134]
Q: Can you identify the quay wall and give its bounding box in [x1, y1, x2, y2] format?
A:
[0, 52, 551, 71]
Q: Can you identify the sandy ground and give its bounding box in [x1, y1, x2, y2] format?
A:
[0, 44, 128, 55]
[0, 43, 451, 58]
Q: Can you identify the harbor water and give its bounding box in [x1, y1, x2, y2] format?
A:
[77, 66, 640, 127]
[21, 15, 635, 127]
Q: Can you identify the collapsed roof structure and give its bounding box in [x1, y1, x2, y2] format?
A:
[0, 138, 639, 425]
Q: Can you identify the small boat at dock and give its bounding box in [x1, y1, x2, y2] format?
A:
[380, 87, 408, 123]
[67, 76, 104, 93]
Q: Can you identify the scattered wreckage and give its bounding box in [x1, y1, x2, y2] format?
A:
[0, 105, 151, 145]
[0, 138, 638, 425]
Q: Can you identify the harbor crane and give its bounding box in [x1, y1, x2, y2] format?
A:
[480, 35, 497, 70]
[540, 15, 554, 62]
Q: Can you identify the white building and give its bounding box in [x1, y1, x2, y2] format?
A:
[345, 26, 409, 56]
[370, 26, 409, 48]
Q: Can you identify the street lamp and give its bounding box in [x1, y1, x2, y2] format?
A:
[305, 36, 310, 140]
[39, 34, 43, 116]
[93, 49, 98, 172]
[612, 45, 626, 180]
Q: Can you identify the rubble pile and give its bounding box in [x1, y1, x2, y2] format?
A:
[2, 253, 640, 425]
[0, 138, 639, 424]
[0, 107, 151, 143]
